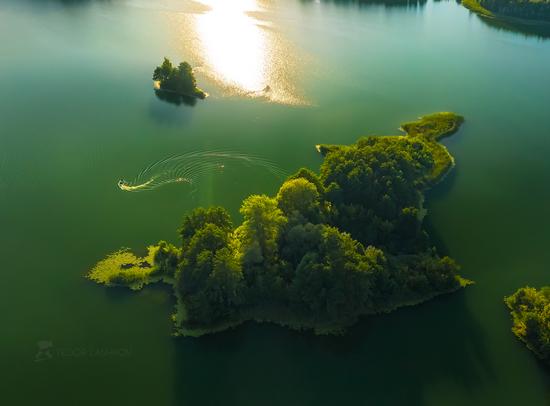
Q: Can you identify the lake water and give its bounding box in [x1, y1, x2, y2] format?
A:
[1, 0, 549, 404]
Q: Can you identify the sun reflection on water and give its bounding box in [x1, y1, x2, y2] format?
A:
[166, 0, 307, 105]
[194, 0, 266, 92]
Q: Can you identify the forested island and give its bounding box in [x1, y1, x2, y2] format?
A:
[462, 0, 550, 23]
[88, 112, 471, 336]
[505, 286, 550, 366]
[153, 58, 206, 100]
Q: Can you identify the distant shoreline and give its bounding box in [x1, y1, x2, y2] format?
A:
[461, 0, 550, 26]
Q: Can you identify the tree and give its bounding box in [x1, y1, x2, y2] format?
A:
[153, 58, 206, 99]
[290, 225, 385, 323]
[279, 222, 324, 269]
[152, 57, 174, 82]
[276, 178, 321, 223]
[232, 195, 288, 302]
[236, 195, 287, 266]
[320, 137, 433, 251]
[205, 247, 245, 317]
[175, 207, 243, 324]
[151, 240, 180, 277]
[505, 286, 550, 364]
[179, 207, 233, 249]
[175, 62, 196, 94]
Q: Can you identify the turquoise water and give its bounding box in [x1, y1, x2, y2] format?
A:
[1, 0, 549, 404]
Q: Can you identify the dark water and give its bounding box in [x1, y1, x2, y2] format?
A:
[1, 0, 549, 404]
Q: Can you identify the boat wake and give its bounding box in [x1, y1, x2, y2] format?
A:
[118, 150, 287, 192]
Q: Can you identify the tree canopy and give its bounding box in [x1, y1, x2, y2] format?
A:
[505, 286, 550, 365]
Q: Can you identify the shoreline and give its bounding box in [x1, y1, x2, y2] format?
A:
[153, 81, 208, 100]
[461, 0, 550, 26]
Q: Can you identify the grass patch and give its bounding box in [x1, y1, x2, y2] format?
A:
[461, 0, 494, 18]
[87, 247, 158, 290]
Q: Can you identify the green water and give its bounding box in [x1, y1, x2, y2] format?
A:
[1, 0, 549, 404]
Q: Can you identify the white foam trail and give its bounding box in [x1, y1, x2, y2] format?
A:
[118, 150, 287, 192]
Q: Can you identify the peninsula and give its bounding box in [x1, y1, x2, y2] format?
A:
[462, 0, 550, 24]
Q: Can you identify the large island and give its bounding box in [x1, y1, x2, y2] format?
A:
[88, 112, 471, 336]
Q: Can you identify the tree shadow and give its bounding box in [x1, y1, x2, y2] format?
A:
[423, 166, 458, 257]
[478, 15, 550, 40]
[458, 1, 550, 40]
[148, 91, 196, 127]
[299, 0, 427, 9]
[22, 0, 112, 7]
[170, 288, 494, 406]
[154, 90, 197, 107]
[102, 282, 173, 304]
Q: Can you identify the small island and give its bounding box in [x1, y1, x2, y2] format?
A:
[462, 0, 550, 24]
[153, 57, 206, 100]
[505, 286, 550, 366]
[88, 112, 471, 337]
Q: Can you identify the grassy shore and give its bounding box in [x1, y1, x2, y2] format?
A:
[461, 0, 550, 26]
[462, 0, 494, 18]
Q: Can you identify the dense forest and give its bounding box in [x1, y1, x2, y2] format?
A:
[88, 112, 471, 336]
[505, 286, 550, 365]
[153, 57, 206, 100]
[462, 0, 550, 22]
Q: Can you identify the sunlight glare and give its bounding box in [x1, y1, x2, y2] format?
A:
[194, 0, 267, 92]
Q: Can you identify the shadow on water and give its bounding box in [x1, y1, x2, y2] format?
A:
[154, 90, 198, 107]
[423, 166, 458, 257]
[148, 91, 196, 127]
[300, 0, 427, 9]
[19, 0, 113, 7]
[456, 1, 550, 40]
[171, 290, 494, 406]
[477, 15, 550, 39]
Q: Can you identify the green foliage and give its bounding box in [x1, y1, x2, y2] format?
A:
[289, 226, 384, 324]
[401, 112, 464, 142]
[400, 112, 464, 183]
[277, 178, 321, 223]
[462, 0, 494, 17]
[87, 247, 157, 290]
[462, 0, 550, 22]
[152, 57, 174, 82]
[90, 112, 470, 336]
[320, 136, 433, 250]
[176, 208, 244, 325]
[505, 286, 550, 365]
[286, 167, 326, 196]
[150, 240, 180, 278]
[153, 57, 206, 99]
[179, 206, 233, 246]
[236, 195, 287, 266]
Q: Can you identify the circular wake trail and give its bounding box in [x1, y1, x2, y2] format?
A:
[118, 150, 288, 192]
